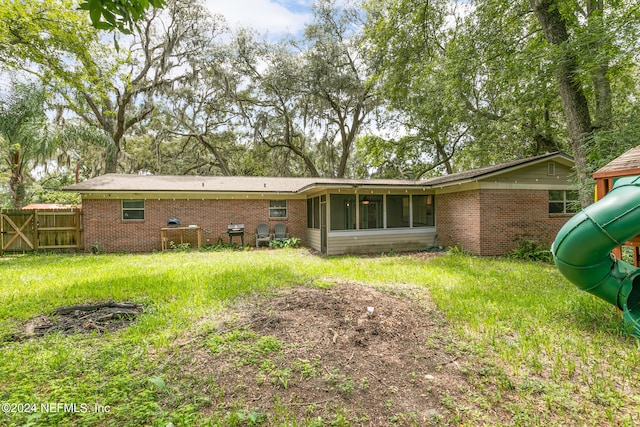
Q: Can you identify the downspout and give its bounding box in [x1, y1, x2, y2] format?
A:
[552, 176, 640, 336]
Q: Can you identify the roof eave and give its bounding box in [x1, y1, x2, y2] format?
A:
[426, 152, 574, 187]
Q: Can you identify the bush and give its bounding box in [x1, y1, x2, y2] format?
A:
[269, 237, 301, 249]
[169, 241, 191, 251]
[506, 239, 553, 263]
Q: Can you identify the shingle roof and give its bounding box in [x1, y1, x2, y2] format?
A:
[65, 152, 573, 193]
[21, 203, 79, 210]
[422, 152, 573, 186]
[65, 174, 422, 193]
[593, 146, 640, 178]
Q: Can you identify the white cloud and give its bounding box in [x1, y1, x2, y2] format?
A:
[204, 0, 312, 36]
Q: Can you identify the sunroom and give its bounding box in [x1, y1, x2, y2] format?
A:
[304, 188, 437, 255]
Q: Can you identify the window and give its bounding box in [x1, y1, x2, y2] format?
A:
[313, 197, 320, 228]
[307, 197, 320, 229]
[330, 194, 356, 230]
[413, 195, 434, 227]
[549, 190, 579, 214]
[122, 199, 145, 221]
[359, 194, 383, 229]
[307, 198, 313, 228]
[269, 200, 287, 218]
[386, 195, 410, 228]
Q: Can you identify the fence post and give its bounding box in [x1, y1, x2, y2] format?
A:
[0, 209, 3, 255]
[34, 209, 39, 251]
[76, 209, 82, 250]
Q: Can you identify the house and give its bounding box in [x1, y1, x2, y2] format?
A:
[64, 152, 576, 255]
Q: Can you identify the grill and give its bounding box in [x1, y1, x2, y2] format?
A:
[226, 224, 245, 247]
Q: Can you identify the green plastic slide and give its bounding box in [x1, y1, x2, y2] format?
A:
[552, 176, 640, 337]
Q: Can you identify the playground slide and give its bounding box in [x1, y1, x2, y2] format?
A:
[552, 176, 640, 337]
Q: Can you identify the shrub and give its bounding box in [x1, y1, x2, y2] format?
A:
[269, 237, 301, 249]
[506, 239, 553, 263]
[169, 241, 191, 251]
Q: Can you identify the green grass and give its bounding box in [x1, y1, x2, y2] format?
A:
[1, 249, 639, 426]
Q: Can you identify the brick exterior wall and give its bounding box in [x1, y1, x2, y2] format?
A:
[81, 189, 571, 255]
[436, 189, 571, 256]
[82, 198, 307, 253]
[436, 191, 482, 254]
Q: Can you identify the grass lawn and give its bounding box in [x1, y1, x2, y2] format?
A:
[0, 249, 639, 426]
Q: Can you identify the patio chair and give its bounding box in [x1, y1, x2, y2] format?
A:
[274, 222, 288, 240]
[255, 222, 271, 248]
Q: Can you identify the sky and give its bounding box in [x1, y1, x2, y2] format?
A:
[204, 0, 314, 38]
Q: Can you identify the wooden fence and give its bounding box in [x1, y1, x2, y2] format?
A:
[0, 209, 83, 252]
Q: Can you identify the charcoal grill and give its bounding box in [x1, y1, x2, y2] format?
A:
[226, 224, 245, 247]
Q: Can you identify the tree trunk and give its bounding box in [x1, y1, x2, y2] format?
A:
[198, 135, 232, 176]
[530, 0, 593, 207]
[591, 64, 612, 128]
[586, 0, 612, 128]
[9, 153, 24, 209]
[104, 144, 119, 174]
[9, 176, 24, 210]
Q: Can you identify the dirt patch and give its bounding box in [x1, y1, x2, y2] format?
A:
[13, 302, 143, 340]
[179, 283, 490, 425]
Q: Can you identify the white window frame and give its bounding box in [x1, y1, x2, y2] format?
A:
[269, 200, 288, 219]
[122, 199, 145, 221]
[549, 190, 579, 214]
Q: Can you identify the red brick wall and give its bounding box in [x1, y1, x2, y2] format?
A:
[436, 189, 571, 256]
[479, 189, 570, 256]
[436, 191, 482, 254]
[82, 198, 307, 253]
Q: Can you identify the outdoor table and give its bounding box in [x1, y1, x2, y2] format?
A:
[161, 226, 202, 251]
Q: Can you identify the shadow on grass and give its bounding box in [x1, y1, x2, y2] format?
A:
[1, 262, 307, 342]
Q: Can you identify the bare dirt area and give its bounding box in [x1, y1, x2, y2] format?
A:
[181, 283, 501, 425]
[12, 302, 143, 340]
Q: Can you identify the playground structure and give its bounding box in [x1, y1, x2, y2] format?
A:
[553, 146, 640, 337]
[593, 146, 640, 266]
[552, 176, 640, 336]
[553, 176, 640, 336]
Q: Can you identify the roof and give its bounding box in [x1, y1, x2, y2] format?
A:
[64, 174, 422, 194]
[65, 152, 573, 194]
[593, 146, 640, 179]
[21, 203, 79, 210]
[422, 152, 573, 186]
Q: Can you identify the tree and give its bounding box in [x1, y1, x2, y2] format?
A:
[0, 82, 53, 209]
[355, 133, 454, 179]
[0, 0, 223, 174]
[529, 0, 593, 205]
[365, 0, 568, 176]
[528, 0, 640, 205]
[364, 0, 640, 204]
[233, 0, 377, 178]
[232, 32, 321, 177]
[79, 0, 166, 34]
[301, 0, 378, 177]
[158, 49, 243, 176]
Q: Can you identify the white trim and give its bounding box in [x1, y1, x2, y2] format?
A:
[269, 199, 288, 219]
[121, 199, 145, 221]
[82, 192, 308, 200]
